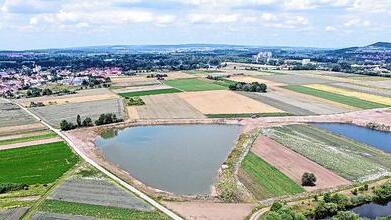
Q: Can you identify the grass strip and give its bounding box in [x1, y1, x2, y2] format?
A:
[164, 78, 227, 91]
[240, 152, 304, 199]
[0, 132, 57, 146]
[39, 200, 169, 220]
[285, 85, 389, 109]
[0, 142, 79, 185]
[206, 112, 293, 118]
[118, 88, 181, 97]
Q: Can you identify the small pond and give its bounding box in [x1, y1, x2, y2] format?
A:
[312, 123, 391, 153]
[351, 201, 391, 219]
[95, 124, 241, 195]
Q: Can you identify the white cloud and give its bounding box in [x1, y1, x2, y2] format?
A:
[325, 26, 337, 32]
[344, 18, 370, 28]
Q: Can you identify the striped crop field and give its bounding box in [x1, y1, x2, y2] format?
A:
[0, 142, 79, 184]
[284, 85, 388, 109]
[239, 151, 304, 200]
[306, 84, 391, 106]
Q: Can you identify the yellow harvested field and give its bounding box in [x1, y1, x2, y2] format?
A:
[349, 76, 391, 81]
[306, 84, 391, 106]
[178, 90, 284, 114]
[18, 88, 118, 107]
[229, 75, 285, 87]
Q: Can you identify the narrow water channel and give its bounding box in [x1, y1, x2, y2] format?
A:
[312, 123, 391, 153]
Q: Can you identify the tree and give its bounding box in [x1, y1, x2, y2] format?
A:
[82, 117, 93, 127]
[76, 115, 82, 127]
[302, 172, 317, 186]
[60, 120, 76, 131]
[331, 211, 360, 220]
[42, 88, 53, 96]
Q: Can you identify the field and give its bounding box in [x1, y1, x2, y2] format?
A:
[239, 152, 304, 200]
[365, 79, 391, 89]
[331, 82, 391, 98]
[257, 74, 335, 85]
[285, 85, 388, 109]
[246, 88, 353, 115]
[48, 178, 153, 211]
[164, 78, 227, 91]
[0, 123, 46, 137]
[0, 99, 38, 128]
[306, 84, 391, 106]
[128, 94, 205, 119]
[0, 141, 79, 184]
[112, 84, 172, 94]
[30, 98, 125, 128]
[206, 112, 292, 118]
[36, 200, 168, 220]
[0, 207, 29, 219]
[263, 124, 391, 181]
[118, 88, 181, 97]
[17, 88, 118, 107]
[178, 90, 284, 114]
[251, 136, 350, 191]
[110, 76, 160, 88]
[0, 131, 57, 146]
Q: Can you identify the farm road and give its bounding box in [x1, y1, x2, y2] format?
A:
[9, 98, 183, 220]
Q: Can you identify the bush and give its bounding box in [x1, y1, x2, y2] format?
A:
[126, 97, 145, 106]
[331, 211, 361, 220]
[263, 204, 306, 220]
[95, 113, 123, 126]
[60, 120, 76, 131]
[82, 117, 93, 127]
[302, 172, 317, 186]
[373, 182, 391, 203]
[315, 202, 339, 219]
[228, 81, 267, 93]
[0, 183, 28, 194]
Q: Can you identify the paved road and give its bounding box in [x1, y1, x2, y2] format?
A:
[8, 98, 183, 220]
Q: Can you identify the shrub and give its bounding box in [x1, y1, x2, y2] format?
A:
[302, 172, 317, 186]
[60, 120, 76, 131]
[373, 182, 391, 203]
[315, 202, 339, 219]
[228, 81, 267, 93]
[0, 183, 28, 194]
[263, 204, 306, 220]
[270, 201, 284, 212]
[82, 117, 93, 127]
[95, 113, 123, 126]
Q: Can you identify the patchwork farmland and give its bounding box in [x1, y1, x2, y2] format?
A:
[30, 98, 125, 128]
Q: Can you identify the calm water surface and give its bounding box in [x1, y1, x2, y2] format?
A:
[95, 124, 240, 195]
[312, 123, 391, 153]
[351, 202, 391, 219]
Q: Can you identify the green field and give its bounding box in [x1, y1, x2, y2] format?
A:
[0, 132, 57, 146]
[164, 78, 227, 91]
[118, 88, 181, 97]
[239, 152, 304, 200]
[265, 124, 391, 181]
[0, 142, 79, 184]
[39, 200, 168, 220]
[284, 85, 389, 109]
[206, 112, 292, 118]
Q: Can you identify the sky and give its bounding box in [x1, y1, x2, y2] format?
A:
[0, 0, 390, 50]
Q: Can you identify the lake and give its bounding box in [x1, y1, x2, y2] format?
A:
[312, 123, 391, 153]
[95, 124, 241, 195]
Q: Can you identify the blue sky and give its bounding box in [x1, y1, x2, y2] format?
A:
[0, 0, 390, 50]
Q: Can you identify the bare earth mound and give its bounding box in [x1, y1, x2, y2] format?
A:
[251, 136, 351, 191]
[163, 201, 255, 220]
[128, 93, 205, 119]
[178, 90, 284, 114]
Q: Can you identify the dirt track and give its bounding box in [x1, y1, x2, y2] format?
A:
[251, 136, 351, 191]
[163, 201, 255, 220]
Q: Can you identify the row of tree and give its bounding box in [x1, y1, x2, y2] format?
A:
[60, 113, 123, 131]
[228, 82, 267, 93]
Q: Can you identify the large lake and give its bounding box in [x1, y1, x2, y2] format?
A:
[95, 124, 241, 195]
[312, 123, 391, 153]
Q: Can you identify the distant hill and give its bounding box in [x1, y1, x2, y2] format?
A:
[326, 42, 391, 61]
